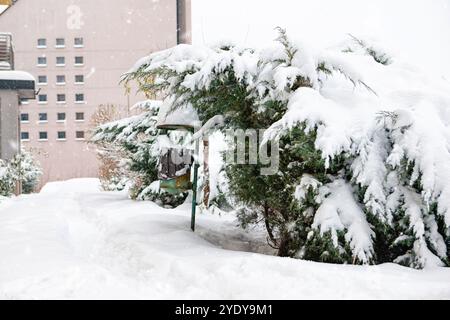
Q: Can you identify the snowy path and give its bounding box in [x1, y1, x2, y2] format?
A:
[0, 179, 449, 299]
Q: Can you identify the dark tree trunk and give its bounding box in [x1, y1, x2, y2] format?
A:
[277, 232, 291, 257]
[263, 203, 277, 247]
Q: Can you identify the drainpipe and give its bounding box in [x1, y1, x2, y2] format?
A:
[176, 0, 182, 44]
[16, 108, 22, 195]
[176, 0, 190, 45]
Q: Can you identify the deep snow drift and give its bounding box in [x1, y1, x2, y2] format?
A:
[0, 179, 449, 299]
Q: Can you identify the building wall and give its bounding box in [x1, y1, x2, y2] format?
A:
[0, 90, 19, 161]
[177, 0, 192, 44]
[0, 0, 189, 189]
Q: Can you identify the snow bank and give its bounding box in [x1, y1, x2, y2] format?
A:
[156, 100, 200, 129]
[0, 70, 35, 81]
[40, 178, 101, 195]
[0, 179, 449, 299]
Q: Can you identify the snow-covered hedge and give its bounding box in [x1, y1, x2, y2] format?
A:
[91, 100, 189, 208]
[0, 150, 42, 197]
[0, 160, 15, 197]
[122, 29, 450, 268]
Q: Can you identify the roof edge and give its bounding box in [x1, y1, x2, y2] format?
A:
[0, 1, 18, 17]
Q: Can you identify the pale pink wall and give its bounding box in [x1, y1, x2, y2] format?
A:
[0, 0, 185, 189]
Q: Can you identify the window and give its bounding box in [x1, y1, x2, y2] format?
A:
[56, 56, 65, 66]
[55, 38, 65, 48]
[57, 113, 66, 121]
[38, 75, 47, 85]
[74, 56, 84, 65]
[57, 131, 66, 140]
[38, 113, 48, 122]
[37, 38, 46, 48]
[75, 93, 85, 103]
[21, 132, 30, 141]
[76, 131, 85, 140]
[56, 75, 66, 85]
[74, 37, 84, 47]
[20, 113, 29, 122]
[75, 112, 85, 121]
[39, 132, 48, 141]
[37, 56, 47, 66]
[20, 98, 30, 105]
[75, 75, 84, 84]
[38, 94, 47, 103]
[57, 94, 66, 103]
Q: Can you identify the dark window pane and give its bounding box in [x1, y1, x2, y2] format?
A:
[74, 37, 84, 46]
[37, 38, 46, 47]
[75, 56, 84, 64]
[75, 112, 84, 120]
[20, 113, 29, 122]
[56, 56, 65, 65]
[56, 38, 65, 46]
[76, 131, 85, 139]
[39, 113, 47, 121]
[57, 131, 66, 139]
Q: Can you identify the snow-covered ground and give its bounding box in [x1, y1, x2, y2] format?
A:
[0, 179, 449, 300]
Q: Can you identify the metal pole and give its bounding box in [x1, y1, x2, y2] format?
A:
[17, 112, 22, 195]
[191, 162, 199, 231]
[191, 133, 200, 231]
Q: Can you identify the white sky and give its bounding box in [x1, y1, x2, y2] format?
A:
[1, 1, 449, 77]
[192, 0, 450, 77]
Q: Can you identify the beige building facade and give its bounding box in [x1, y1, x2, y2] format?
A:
[0, 0, 191, 189]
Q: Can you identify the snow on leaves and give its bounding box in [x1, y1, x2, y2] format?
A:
[312, 179, 375, 264]
[122, 30, 450, 268]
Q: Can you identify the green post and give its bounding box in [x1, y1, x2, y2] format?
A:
[191, 162, 199, 232]
[157, 124, 200, 231]
[190, 128, 200, 232]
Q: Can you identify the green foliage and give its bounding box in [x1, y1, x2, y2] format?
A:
[0, 160, 15, 197]
[0, 150, 42, 196]
[121, 29, 449, 268]
[301, 230, 353, 264]
[225, 125, 348, 259]
[91, 104, 188, 208]
[348, 34, 392, 65]
[121, 29, 363, 261]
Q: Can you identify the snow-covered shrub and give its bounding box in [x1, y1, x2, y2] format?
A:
[130, 179, 187, 208]
[91, 100, 188, 207]
[0, 160, 15, 197]
[0, 150, 42, 196]
[89, 104, 128, 191]
[9, 150, 42, 194]
[123, 29, 450, 268]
